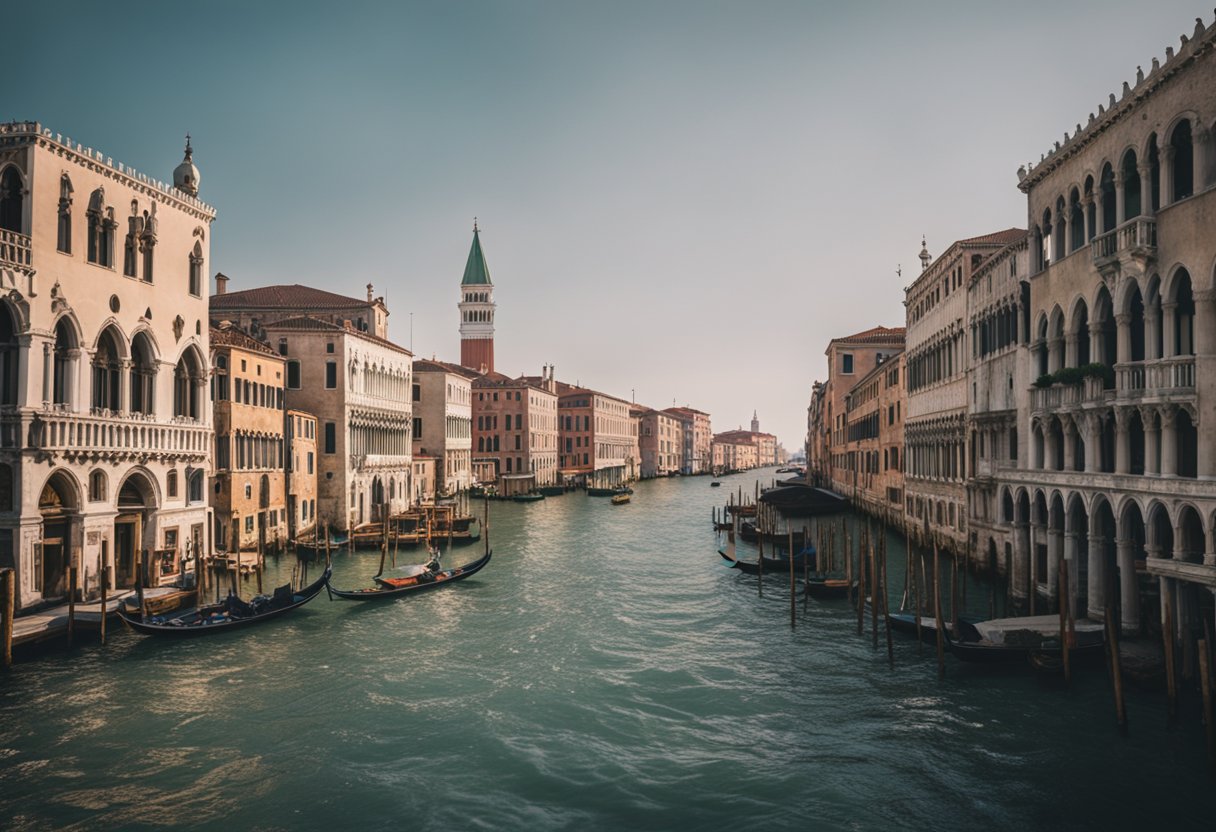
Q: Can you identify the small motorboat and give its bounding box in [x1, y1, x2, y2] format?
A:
[512, 492, 545, 503]
[611, 493, 630, 505]
[710, 481, 722, 487]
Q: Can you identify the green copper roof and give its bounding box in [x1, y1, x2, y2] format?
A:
[461, 228, 492, 286]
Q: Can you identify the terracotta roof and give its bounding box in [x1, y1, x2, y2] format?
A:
[831, 325, 906, 346]
[414, 358, 482, 379]
[209, 325, 278, 356]
[261, 316, 411, 355]
[957, 227, 1027, 247]
[211, 284, 378, 311]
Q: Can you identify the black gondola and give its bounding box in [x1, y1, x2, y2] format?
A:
[117, 566, 331, 637]
[718, 547, 813, 575]
[947, 618, 1106, 664]
[803, 576, 856, 599]
[325, 549, 492, 600]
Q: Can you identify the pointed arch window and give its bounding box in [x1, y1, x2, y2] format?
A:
[0, 167, 23, 234]
[130, 332, 156, 415]
[57, 175, 73, 253]
[124, 201, 142, 277]
[86, 189, 116, 268]
[188, 242, 203, 297]
[92, 328, 123, 412]
[0, 305, 18, 407]
[140, 207, 157, 283]
[53, 318, 78, 408]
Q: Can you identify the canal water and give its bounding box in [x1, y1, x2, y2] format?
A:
[2, 470, 1213, 831]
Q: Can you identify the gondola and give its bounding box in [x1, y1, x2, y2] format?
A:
[886, 610, 979, 642]
[512, 492, 545, 503]
[117, 566, 331, 637]
[538, 485, 566, 497]
[803, 576, 855, 599]
[710, 481, 722, 487]
[947, 618, 1106, 664]
[325, 549, 492, 600]
[718, 547, 813, 575]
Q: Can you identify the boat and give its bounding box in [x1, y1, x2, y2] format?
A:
[758, 484, 847, 517]
[325, 550, 492, 600]
[116, 566, 331, 637]
[611, 493, 630, 505]
[586, 487, 616, 497]
[710, 481, 722, 487]
[803, 577, 855, 599]
[947, 616, 1106, 664]
[739, 521, 807, 546]
[538, 485, 566, 497]
[886, 610, 978, 642]
[512, 492, 545, 503]
[718, 547, 814, 575]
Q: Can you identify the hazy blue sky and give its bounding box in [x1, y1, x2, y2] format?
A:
[7, 1, 1210, 448]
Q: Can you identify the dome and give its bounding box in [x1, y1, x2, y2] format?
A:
[173, 136, 200, 196]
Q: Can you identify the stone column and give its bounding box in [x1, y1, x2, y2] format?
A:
[67, 348, 81, 412]
[1047, 524, 1063, 602]
[1161, 302, 1177, 358]
[1083, 414, 1099, 473]
[1063, 420, 1077, 471]
[1082, 195, 1094, 241]
[1049, 337, 1064, 373]
[1063, 530, 1079, 617]
[118, 359, 132, 416]
[41, 341, 52, 408]
[1160, 405, 1178, 476]
[1194, 123, 1212, 191]
[1088, 533, 1107, 620]
[1115, 313, 1132, 365]
[1144, 407, 1160, 475]
[1013, 521, 1031, 601]
[1145, 310, 1162, 360]
[1138, 162, 1155, 215]
[1160, 144, 1176, 205]
[1094, 189, 1107, 234]
[1090, 322, 1106, 368]
[1114, 407, 1130, 474]
[1062, 209, 1073, 255]
[1114, 169, 1126, 224]
[1065, 333, 1079, 368]
[1116, 537, 1140, 634]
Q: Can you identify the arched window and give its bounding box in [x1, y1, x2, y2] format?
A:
[0, 167, 23, 233]
[57, 174, 73, 253]
[53, 318, 77, 408]
[187, 469, 204, 504]
[92, 327, 123, 412]
[140, 207, 157, 283]
[1121, 149, 1140, 219]
[174, 347, 205, 420]
[1099, 163, 1117, 232]
[130, 332, 156, 415]
[88, 470, 107, 502]
[0, 304, 20, 407]
[167, 469, 178, 498]
[86, 189, 115, 268]
[123, 201, 141, 278]
[1171, 119, 1194, 201]
[188, 242, 203, 296]
[0, 463, 12, 511]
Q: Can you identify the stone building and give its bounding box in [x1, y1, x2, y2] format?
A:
[664, 406, 712, 474]
[557, 387, 634, 486]
[711, 434, 758, 472]
[639, 408, 681, 478]
[472, 368, 558, 493]
[211, 279, 389, 341]
[458, 223, 495, 374]
[813, 325, 905, 492]
[286, 409, 317, 538]
[0, 123, 214, 609]
[209, 325, 287, 553]
[998, 15, 1216, 638]
[263, 316, 412, 531]
[904, 229, 1024, 553]
[412, 358, 476, 495]
[839, 351, 906, 520]
[964, 238, 1030, 576]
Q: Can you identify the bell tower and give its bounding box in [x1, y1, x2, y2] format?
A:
[459, 219, 495, 374]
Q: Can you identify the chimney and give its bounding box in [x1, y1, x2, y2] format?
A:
[215, 272, 228, 295]
[367, 283, 374, 302]
[343, 319, 352, 330]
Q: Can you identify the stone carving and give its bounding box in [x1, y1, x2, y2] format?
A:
[173, 314, 185, 342]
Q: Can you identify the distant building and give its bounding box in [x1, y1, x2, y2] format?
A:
[286, 409, 318, 538]
[264, 317, 413, 530]
[458, 223, 495, 374]
[665, 406, 712, 474]
[209, 325, 288, 554]
[472, 369, 559, 494]
[558, 387, 634, 486]
[211, 280, 389, 341]
[839, 351, 906, 520]
[639, 408, 681, 478]
[412, 358, 477, 495]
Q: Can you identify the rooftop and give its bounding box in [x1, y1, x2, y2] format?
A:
[462, 226, 492, 286]
[209, 324, 278, 357]
[261, 316, 411, 355]
[414, 358, 482, 379]
[828, 325, 906, 347]
[212, 283, 383, 312]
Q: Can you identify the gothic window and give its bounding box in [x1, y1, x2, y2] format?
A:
[188, 242, 203, 296]
[140, 208, 157, 282]
[52, 318, 77, 408]
[0, 463, 11, 512]
[0, 167, 23, 233]
[1171, 119, 1194, 202]
[130, 332, 156, 415]
[124, 202, 141, 277]
[91, 327, 123, 412]
[57, 174, 73, 253]
[187, 469, 204, 504]
[173, 347, 205, 420]
[86, 190, 116, 268]
[167, 469, 179, 499]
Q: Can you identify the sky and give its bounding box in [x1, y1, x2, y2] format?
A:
[7, 0, 1211, 450]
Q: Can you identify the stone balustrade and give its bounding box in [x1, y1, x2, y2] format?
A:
[29, 410, 210, 462]
[1091, 217, 1156, 264]
[0, 228, 32, 269]
[1116, 355, 1195, 396]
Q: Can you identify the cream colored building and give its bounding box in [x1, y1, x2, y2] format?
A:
[639, 408, 681, 478]
[412, 358, 475, 495]
[998, 15, 1216, 640]
[904, 229, 1024, 554]
[665, 407, 712, 474]
[263, 316, 412, 531]
[286, 409, 317, 538]
[0, 123, 214, 608]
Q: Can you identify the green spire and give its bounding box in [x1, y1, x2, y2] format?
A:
[461, 219, 492, 286]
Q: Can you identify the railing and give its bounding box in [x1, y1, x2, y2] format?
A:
[1030, 375, 1112, 412]
[32, 411, 211, 457]
[1116, 356, 1195, 395]
[0, 228, 32, 269]
[1091, 217, 1156, 263]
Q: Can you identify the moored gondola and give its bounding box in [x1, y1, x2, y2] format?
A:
[325, 550, 492, 600]
[718, 547, 814, 575]
[117, 566, 331, 637]
[803, 576, 855, 599]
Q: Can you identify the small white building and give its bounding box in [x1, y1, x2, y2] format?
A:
[412, 358, 476, 495]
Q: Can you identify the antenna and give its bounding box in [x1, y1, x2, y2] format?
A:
[409, 312, 414, 353]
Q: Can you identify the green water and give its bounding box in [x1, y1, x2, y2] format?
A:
[1, 471, 1213, 831]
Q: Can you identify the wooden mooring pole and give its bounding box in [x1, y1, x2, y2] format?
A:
[934, 538, 946, 680]
[1, 567, 13, 669]
[99, 545, 108, 646]
[881, 526, 893, 668]
[1059, 558, 1071, 685]
[870, 538, 879, 649]
[1105, 566, 1127, 732]
[856, 529, 866, 636]
[788, 530, 795, 628]
[67, 558, 77, 648]
[1164, 585, 1178, 724]
[1198, 638, 1214, 766]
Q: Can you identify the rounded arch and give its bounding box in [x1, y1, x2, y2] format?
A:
[1176, 503, 1206, 563]
[116, 467, 161, 510]
[1089, 492, 1116, 536]
[1115, 273, 1145, 316]
[39, 468, 83, 513]
[1001, 487, 1015, 525]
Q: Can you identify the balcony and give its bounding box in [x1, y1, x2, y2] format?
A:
[351, 453, 411, 471]
[1091, 217, 1156, 274]
[1030, 376, 1109, 413]
[0, 229, 31, 270]
[29, 410, 211, 463]
[1116, 356, 1195, 401]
